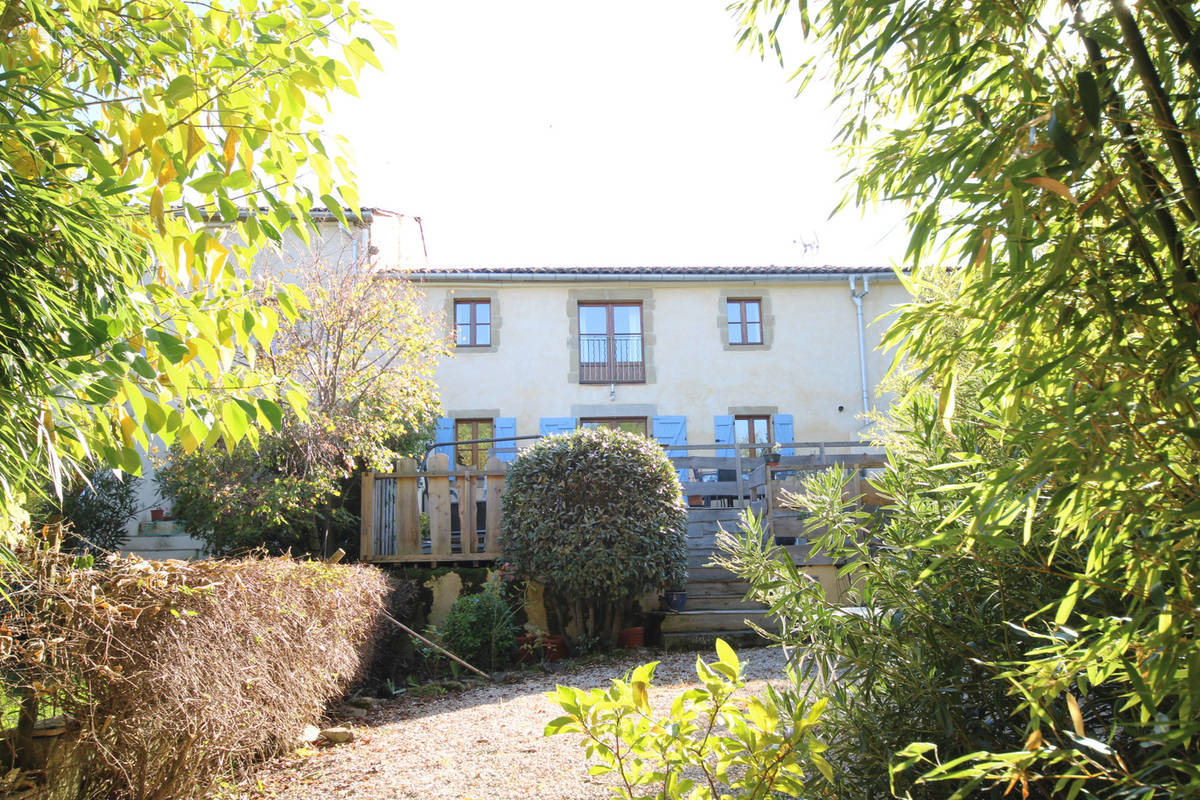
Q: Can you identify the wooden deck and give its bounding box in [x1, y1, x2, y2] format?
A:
[360, 441, 885, 564]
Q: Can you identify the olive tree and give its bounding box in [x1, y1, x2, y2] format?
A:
[501, 428, 687, 646]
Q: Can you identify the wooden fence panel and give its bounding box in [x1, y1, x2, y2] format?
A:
[376, 477, 396, 556]
[426, 453, 452, 555]
[459, 470, 476, 554]
[362, 444, 886, 563]
[395, 458, 420, 555]
[360, 472, 375, 560]
[484, 457, 506, 554]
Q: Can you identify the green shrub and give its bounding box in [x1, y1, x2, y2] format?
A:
[30, 469, 138, 554]
[501, 427, 686, 645]
[546, 639, 830, 799]
[440, 590, 516, 671]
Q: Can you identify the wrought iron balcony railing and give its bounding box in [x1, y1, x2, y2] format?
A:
[579, 333, 645, 383]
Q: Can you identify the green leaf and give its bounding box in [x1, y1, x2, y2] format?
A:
[144, 399, 167, 434]
[1077, 71, 1100, 129]
[190, 172, 225, 194]
[164, 74, 195, 103]
[1047, 112, 1079, 168]
[543, 715, 578, 736]
[256, 398, 283, 430]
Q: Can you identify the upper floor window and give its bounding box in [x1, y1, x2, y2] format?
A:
[455, 300, 491, 347]
[580, 417, 648, 436]
[579, 303, 644, 383]
[727, 299, 762, 345]
[735, 414, 770, 457]
[454, 418, 494, 469]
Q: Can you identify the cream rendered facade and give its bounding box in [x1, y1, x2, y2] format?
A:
[414, 266, 907, 459]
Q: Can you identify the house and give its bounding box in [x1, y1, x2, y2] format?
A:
[378, 264, 906, 647]
[409, 265, 906, 465]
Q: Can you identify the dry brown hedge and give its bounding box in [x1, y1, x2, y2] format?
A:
[1, 541, 388, 800]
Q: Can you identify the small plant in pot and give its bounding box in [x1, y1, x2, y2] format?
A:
[764, 443, 782, 465]
[516, 625, 567, 663]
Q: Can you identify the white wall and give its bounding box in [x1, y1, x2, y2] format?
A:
[425, 275, 908, 446]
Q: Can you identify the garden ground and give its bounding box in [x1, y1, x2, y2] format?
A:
[224, 645, 790, 800]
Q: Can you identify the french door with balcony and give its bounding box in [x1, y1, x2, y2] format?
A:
[578, 303, 644, 383]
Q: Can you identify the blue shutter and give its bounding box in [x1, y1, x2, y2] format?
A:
[714, 415, 734, 458]
[538, 417, 576, 436]
[653, 415, 688, 483]
[774, 414, 795, 457]
[494, 417, 517, 462]
[433, 417, 454, 461]
[652, 415, 687, 457]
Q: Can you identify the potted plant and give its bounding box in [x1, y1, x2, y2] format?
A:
[663, 583, 687, 612]
[764, 443, 782, 465]
[516, 626, 567, 663]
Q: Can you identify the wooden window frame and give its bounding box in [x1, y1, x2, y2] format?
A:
[578, 302, 645, 383]
[579, 416, 648, 436]
[454, 299, 491, 348]
[726, 298, 763, 346]
[734, 414, 771, 457]
[453, 418, 495, 469]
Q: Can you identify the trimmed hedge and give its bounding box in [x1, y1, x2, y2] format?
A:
[501, 427, 687, 643]
[1, 545, 388, 799]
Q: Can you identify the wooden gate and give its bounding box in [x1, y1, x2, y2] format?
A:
[360, 453, 508, 563]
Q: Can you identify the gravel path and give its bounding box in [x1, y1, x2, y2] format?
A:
[229, 645, 791, 800]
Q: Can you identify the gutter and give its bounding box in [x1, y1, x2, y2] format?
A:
[404, 270, 898, 284]
[849, 276, 871, 416]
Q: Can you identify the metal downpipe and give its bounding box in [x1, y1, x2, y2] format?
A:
[849, 276, 871, 417]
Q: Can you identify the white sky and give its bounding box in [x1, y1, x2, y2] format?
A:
[329, 1, 911, 267]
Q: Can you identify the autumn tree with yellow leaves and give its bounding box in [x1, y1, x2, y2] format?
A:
[0, 0, 390, 535]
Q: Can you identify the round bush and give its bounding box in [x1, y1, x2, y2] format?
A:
[501, 428, 687, 636]
[440, 591, 517, 670]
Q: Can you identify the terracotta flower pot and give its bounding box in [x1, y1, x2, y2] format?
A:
[543, 635, 567, 662]
[517, 633, 567, 663]
[617, 626, 645, 649]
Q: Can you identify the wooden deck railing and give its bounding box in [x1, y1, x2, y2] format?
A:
[360, 442, 886, 564]
[361, 453, 508, 563]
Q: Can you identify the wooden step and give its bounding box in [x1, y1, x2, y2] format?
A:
[660, 608, 778, 634]
[125, 533, 201, 550]
[687, 566, 743, 582]
[685, 509, 750, 523]
[687, 552, 723, 568]
[682, 594, 767, 612]
[662, 627, 773, 652]
[685, 580, 754, 598]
